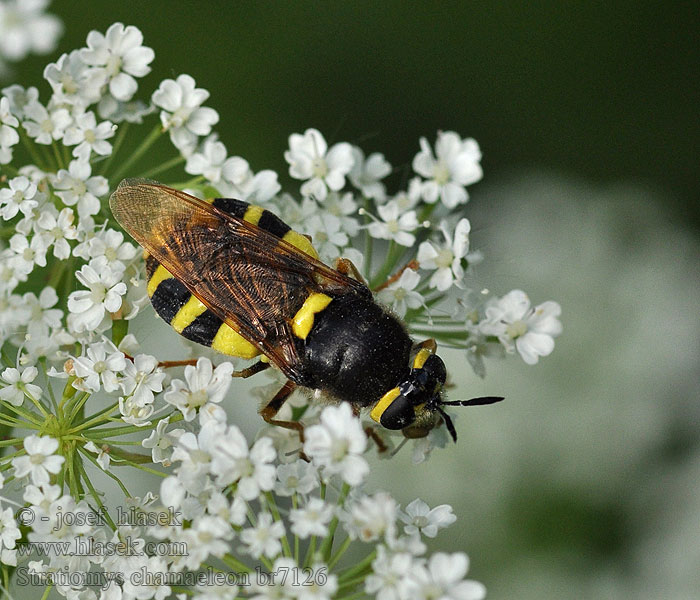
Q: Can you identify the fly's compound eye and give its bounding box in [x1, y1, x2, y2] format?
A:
[421, 354, 447, 385]
[370, 387, 415, 430]
[379, 394, 414, 430]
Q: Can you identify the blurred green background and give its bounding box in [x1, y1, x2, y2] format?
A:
[14, 1, 699, 598]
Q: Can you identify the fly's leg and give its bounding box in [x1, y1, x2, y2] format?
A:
[364, 426, 388, 453]
[373, 259, 419, 292]
[231, 360, 270, 378]
[260, 379, 305, 441]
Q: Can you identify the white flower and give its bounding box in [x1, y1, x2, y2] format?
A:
[9, 232, 48, 275]
[97, 94, 153, 123]
[413, 131, 482, 208]
[365, 546, 417, 600]
[0, 365, 42, 406]
[392, 176, 423, 210]
[366, 199, 421, 247]
[1, 84, 38, 119]
[43, 50, 100, 108]
[119, 395, 154, 426]
[240, 512, 285, 559]
[285, 128, 354, 201]
[399, 499, 456, 538]
[479, 290, 562, 364]
[142, 419, 179, 465]
[181, 515, 231, 569]
[72, 340, 126, 393]
[0, 0, 62, 62]
[81, 23, 154, 101]
[164, 357, 233, 421]
[53, 159, 108, 219]
[0, 96, 19, 162]
[417, 218, 472, 291]
[62, 111, 115, 160]
[120, 353, 165, 406]
[67, 257, 127, 332]
[275, 458, 319, 497]
[221, 156, 280, 203]
[86, 228, 137, 272]
[349, 146, 391, 201]
[209, 426, 276, 500]
[302, 212, 348, 264]
[12, 435, 64, 485]
[376, 268, 424, 318]
[152, 74, 219, 155]
[0, 251, 27, 292]
[411, 552, 486, 600]
[0, 175, 38, 220]
[185, 135, 227, 183]
[343, 492, 397, 543]
[0, 507, 20, 555]
[84, 440, 111, 470]
[289, 497, 333, 538]
[296, 564, 338, 600]
[323, 191, 360, 237]
[304, 403, 369, 485]
[22, 286, 62, 339]
[37, 206, 78, 259]
[21, 100, 71, 145]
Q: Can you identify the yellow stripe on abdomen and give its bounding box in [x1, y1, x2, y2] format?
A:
[282, 230, 319, 259]
[147, 264, 173, 298]
[211, 323, 260, 358]
[243, 204, 265, 226]
[171, 296, 209, 333]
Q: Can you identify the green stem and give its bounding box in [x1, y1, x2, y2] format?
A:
[19, 129, 47, 170]
[39, 583, 53, 600]
[111, 122, 162, 184]
[327, 535, 352, 570]
[135, 155, 185, 179]
[337, 550, 376, 583]
[77, 458, 116, 530]
[221, 553, 253, 574]
[100, 122, 129, 176]
[292, 493, 300, 563]
[78, 447, 132, 497]
[370, 241, 402, 289]
[265, 492, 292, 558]
[51, 141, 65, 170]
[319, 483, 350, 562]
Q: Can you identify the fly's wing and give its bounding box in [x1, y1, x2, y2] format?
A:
[109, 179, 366, 380]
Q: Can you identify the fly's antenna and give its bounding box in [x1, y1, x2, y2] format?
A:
[441, 396, 504, 407]
[436, 396, 504, 443]
[436, 405, 458, 443]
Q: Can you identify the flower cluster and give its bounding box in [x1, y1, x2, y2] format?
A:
[0, 20, 563, 600]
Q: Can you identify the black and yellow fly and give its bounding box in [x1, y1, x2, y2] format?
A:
[109, 179, 502, 443]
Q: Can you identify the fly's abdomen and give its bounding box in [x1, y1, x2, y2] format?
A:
[144, 197, 318, 358]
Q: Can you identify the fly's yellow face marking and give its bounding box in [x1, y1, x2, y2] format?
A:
[370, 386, 400, 423]
[412, 348, 433, 370]
[292, 293, 332, 339]
[171, 296, 209, 333]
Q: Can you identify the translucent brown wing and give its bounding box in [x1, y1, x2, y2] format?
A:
[109, 178, 366, 380]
